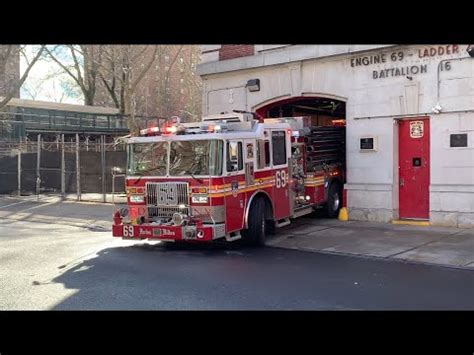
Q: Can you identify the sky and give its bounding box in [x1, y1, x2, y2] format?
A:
[20, 45, 84, 105]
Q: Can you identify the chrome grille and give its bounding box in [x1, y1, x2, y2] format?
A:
[147, 206, 191, 218]
[146, 182, 189, 218]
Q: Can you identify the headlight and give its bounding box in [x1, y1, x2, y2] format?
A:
[192, 194, 208, 203]
[129, 195, 145, 203]
[119, 207, 129, 217]
[172, 212, 187, 226]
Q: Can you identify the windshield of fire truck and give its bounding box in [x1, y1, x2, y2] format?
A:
[169, 140, 223, 176]
[127, 142, 168, 176]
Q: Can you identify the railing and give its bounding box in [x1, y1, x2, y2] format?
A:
[0, 140, 126, 155]
[0, 109, 128, 135]
[1, 107, 182, 142]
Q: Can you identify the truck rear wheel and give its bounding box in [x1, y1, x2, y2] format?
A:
[326, 182, 342, 218]
[242, 197, 266, 246]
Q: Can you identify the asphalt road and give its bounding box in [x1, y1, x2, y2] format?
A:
[1, 196, 474, 310]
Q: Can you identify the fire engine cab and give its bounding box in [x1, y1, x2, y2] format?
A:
[112, 112, 345, 246]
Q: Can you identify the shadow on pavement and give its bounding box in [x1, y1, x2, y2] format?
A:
[49, 241, 272, 310]
[48, 238, 474, 311]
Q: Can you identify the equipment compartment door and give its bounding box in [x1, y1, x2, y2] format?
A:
[398, 118, 430, 219]
[271, 130, 290, 219]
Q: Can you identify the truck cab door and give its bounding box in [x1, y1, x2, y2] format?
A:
[271, 130, 290, 219]
[224, 140, 245, 233]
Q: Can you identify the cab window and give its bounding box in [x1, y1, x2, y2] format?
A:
[227, 141, 243, 172]
[272, 131, 287, 165]
[257, 139, 271, 169]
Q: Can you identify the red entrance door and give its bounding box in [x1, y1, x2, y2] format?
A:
[398, 118, 430, 219]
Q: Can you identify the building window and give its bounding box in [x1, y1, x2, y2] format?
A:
[450, 133, 468, 148]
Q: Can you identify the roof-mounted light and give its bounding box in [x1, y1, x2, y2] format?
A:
[139, 126, 161, 136]
[165, 126, 178, 134]
[200, 123, 228, 133]
[161, 122, 185, 135]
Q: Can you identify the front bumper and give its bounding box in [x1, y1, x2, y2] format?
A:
[112, 223, 226, 242]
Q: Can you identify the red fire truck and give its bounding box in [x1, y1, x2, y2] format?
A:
[113, 112, 345, 246]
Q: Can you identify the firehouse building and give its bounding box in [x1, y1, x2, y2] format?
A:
[197, 45, 474, 227]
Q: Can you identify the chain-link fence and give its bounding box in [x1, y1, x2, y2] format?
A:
[0, 134, 127, 203]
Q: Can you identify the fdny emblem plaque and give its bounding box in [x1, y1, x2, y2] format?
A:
[231, 180, 239, 197]
[410, 121, 424, 138]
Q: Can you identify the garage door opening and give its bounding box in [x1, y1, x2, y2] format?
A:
[255, 96, 347, 215]
[255, 96, 346, 127]
[255, 97, 347, 169]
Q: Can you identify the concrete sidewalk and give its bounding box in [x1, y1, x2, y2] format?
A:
[268, 217, 474, 270]
[0, 195, 114, 230]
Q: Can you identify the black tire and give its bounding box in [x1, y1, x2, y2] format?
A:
[262, 198, 276, 235]
[242, 197, 267, 246]
[326, 182, 342, 218]
[267, 219, 276, 235]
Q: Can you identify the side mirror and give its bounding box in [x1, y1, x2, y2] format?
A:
[112, 166, 123, 174]
[227, 163, 238, 172]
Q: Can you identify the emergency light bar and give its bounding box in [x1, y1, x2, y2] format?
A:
[138, 113, 251, 137]
[139, 122, 185, 136]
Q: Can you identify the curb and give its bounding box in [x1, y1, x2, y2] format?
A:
[267, 240, 474, 272]
[0, 215, 111, 232]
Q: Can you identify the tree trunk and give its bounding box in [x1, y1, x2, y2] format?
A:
[123, 88, 139, 136]
[84, 92, 94, 106]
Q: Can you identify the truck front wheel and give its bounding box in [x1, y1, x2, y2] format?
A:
[242, 197, 266, 246]
[326, 182, 342, 218]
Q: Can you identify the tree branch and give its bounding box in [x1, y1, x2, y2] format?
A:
[130, 46, 159, 93]
[163, 45, 184, 94]
[68, 45, 85, 88]
[0, 46, 14, 73]
[99, 72, 120, 108]
[0, 45, 46, 109]
[44, 46, 86, 92]
[130, 45, 149, 63]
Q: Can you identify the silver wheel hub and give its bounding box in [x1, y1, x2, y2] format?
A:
[333, 193, 340, 211]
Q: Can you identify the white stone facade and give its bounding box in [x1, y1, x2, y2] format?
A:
[197, 44, 474, 227]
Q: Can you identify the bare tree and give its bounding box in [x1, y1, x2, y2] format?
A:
[97, 45, 160, 134]
[176, 45, 202, 121]
[0, 45, 45, 109]
[22, 60, 82, 103]
[22, 77, 44, 100]
[45, 45, 102, 105]
[37, 45, 203, 131]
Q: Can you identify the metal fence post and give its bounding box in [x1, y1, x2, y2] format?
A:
[112, 171, 115, 204]
[101, 135, 106, 203]
[36, 134, 41, 200]
[76, 133, 81, 201]
[61, 134, 65, 199]
[17, 149, 21, 197]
